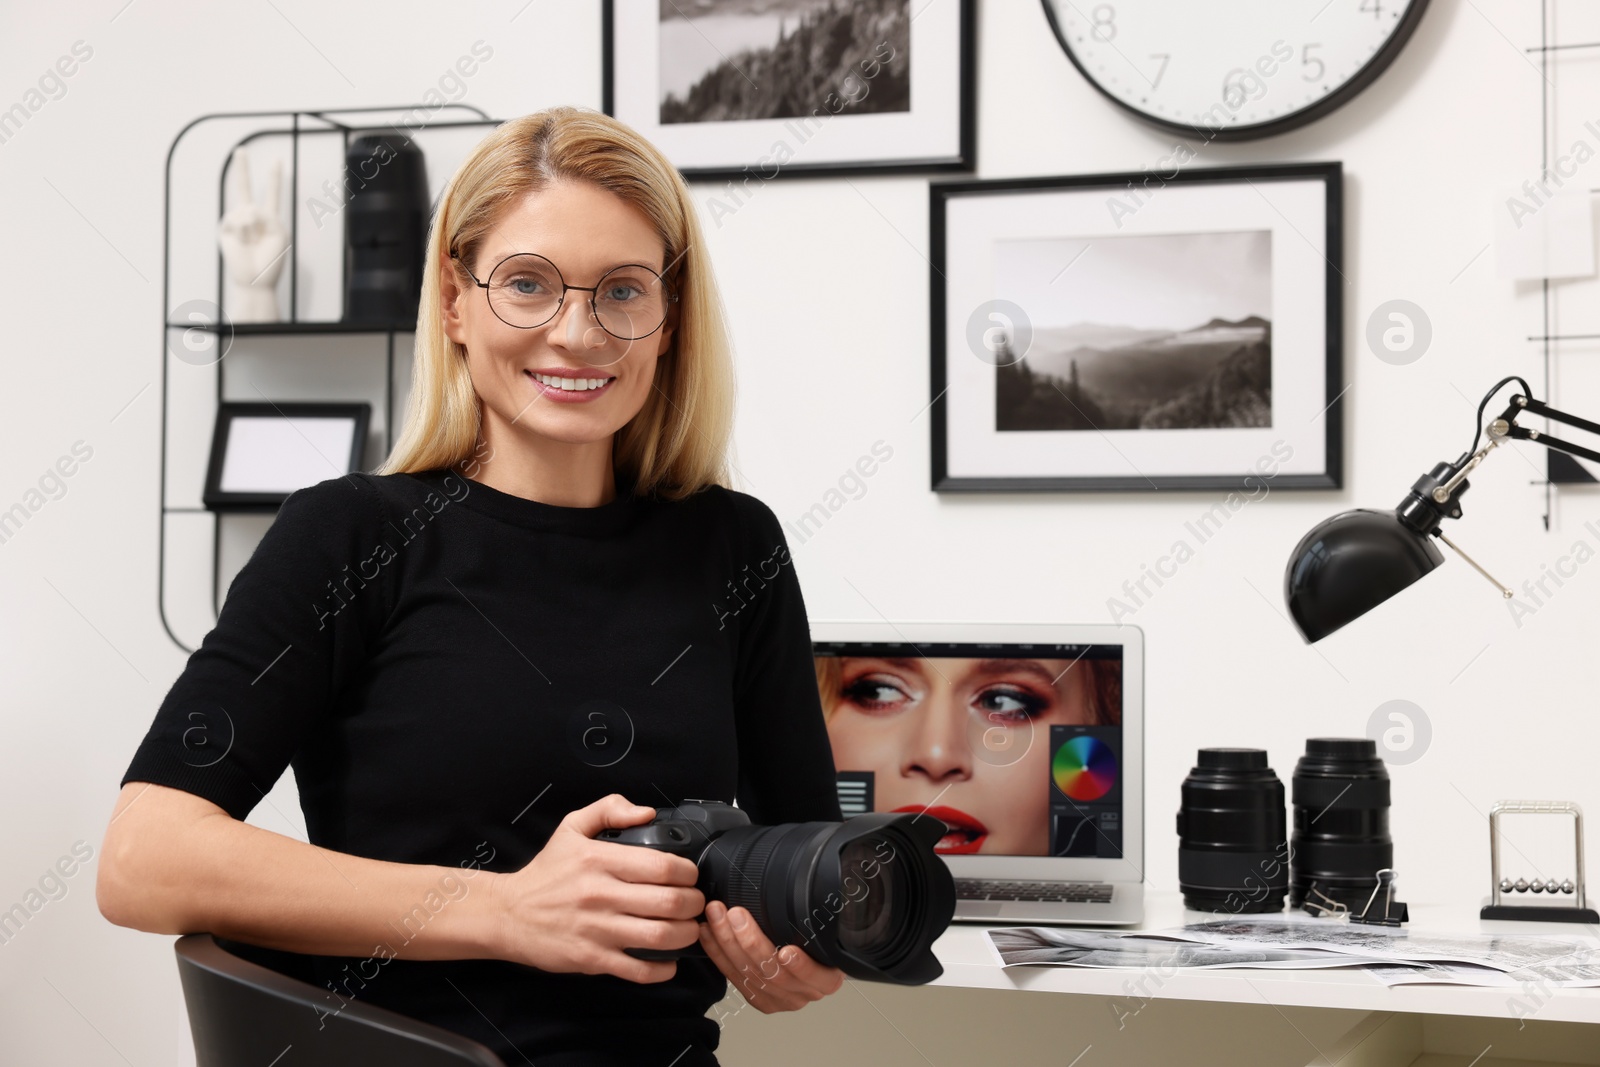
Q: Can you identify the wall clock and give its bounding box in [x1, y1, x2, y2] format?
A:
[1042, 0, 1430, 141]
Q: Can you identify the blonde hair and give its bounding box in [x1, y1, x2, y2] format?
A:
[375, 106, 736, 501]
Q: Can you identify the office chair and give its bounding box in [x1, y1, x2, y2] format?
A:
[174, 933, 506, 1066]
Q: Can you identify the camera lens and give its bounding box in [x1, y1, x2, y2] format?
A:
[609, 802, 954, 985]
[343, 131, 428, 324]
[701, 815, 953, 984]
[1290, 737, 1392, 912]
[1176, 748, 1288, 912]
[837, 835, 899, 955]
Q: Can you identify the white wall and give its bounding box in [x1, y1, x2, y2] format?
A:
[2, 1, 1596, 1062]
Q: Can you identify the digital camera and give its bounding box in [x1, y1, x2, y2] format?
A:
[598, 800, 955, 985]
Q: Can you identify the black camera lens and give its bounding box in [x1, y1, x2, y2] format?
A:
[343, 131, 429, 325]
[837, 835, 900, 955]
[709, 818, 948, 982]
[604, 802, 954, 985]
[1290, 737, 1392, 912]
[1176, 748, 1288, 912]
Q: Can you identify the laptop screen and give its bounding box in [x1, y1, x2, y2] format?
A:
[811, 641, 1124, 860]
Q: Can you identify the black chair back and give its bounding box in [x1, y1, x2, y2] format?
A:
[174, 933, 506, 1066]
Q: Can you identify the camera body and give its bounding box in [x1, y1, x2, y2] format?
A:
[597, 799, 743, 962]
[598, 798, 749, 859]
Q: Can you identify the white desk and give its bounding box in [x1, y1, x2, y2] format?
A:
[715, 891, 1600, 1067]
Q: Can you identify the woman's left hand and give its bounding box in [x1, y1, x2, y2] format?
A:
[698, 900, 845, 1012]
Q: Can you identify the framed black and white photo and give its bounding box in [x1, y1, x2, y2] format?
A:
[930, 162, 1342, 492]
[203, 401, 371, 512]
[602, 0, 973, 182]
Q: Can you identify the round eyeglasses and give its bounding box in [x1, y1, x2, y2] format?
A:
[450, 249, 678, 342]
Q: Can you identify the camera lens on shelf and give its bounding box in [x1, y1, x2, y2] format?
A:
[1289, 737, 1393, 913]
[344, 130, 429, 326]
[1177, 748, 1289, 913]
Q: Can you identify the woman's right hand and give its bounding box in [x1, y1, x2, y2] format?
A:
[488, 793, 707, 983]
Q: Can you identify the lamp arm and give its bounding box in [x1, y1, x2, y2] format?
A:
[1503, 395, 1600, 466]
[1409, 388, 1600, 533]
[1409, 386, 1600, 597]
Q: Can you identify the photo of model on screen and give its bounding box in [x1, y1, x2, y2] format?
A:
[816, 654, 1121, 856]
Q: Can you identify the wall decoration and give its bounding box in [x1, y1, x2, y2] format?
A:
[602, 0, 972, 183]
[931, 162, 1342, 492]
[217, 145, 289, 324]
[1041, 0, 1430, 141]
[203, 402, 371, 512]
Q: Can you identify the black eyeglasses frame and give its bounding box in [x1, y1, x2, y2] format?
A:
[448, 248, 679, 341]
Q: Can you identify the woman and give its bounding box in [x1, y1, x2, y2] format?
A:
[98, 106, 845, 1066]
[816, 654, 1121, 856]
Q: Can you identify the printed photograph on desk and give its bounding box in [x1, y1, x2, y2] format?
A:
[985, 918, 1600, 981]
[983, 926, 1391, 970]
[930, 163, 1343, 492]
[602, 0, 972, 181]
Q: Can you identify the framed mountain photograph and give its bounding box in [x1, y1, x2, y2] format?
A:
[602, 0, 973, 182]
[929, 162, 1343, 492]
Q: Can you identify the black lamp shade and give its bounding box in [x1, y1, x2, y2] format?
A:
[1284, 509, 1445, 643]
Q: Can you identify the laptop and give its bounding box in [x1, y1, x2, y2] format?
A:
[810, 621, 1144, 925]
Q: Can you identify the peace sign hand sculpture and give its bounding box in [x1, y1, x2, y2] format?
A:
[217, 145, 290, 324]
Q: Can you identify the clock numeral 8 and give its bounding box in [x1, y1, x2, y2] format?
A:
[1091, 4, 1116, 42]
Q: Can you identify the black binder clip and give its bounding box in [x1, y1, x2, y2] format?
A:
[1302, 883, 1348, 918]
[1349, 868, 1409, 927]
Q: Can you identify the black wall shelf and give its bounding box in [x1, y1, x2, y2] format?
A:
[171, 320, 419, 336]
[159, 104, 502, 654]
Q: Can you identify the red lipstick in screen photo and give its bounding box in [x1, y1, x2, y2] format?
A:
[892, 805, 988, 854]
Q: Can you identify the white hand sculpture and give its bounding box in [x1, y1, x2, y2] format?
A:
[217, 145, 290, 323]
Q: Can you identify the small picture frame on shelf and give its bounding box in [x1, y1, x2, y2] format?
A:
[203, 401, 371, 512]
[602, 0, 973, 182]
[930, 161, 1343, 492]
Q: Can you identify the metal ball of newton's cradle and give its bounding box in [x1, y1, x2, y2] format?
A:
[1502, 877, 1577, 893]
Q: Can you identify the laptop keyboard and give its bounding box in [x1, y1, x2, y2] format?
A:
[954, 878, 1114, 903]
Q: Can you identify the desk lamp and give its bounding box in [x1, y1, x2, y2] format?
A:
[1286, 377, 1600, 642]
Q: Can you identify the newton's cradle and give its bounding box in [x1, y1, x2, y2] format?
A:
[1480, 800, 1599, 924]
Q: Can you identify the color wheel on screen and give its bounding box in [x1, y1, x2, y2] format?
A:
[1052, 736, 1117, 801]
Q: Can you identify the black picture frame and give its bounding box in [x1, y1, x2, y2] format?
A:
[930, 161, 1343, 493]
[203, 401, 371, 512]
[601, 0, 975, 182]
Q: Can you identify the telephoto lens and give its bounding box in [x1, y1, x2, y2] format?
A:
[343, 130, 429, 325]
[598, 800, 956, 985]
[1289, 737, 1393, 912]
[1176, 748, 1289, 912]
